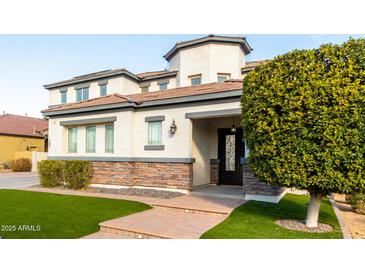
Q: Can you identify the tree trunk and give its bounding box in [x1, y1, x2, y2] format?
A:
[305, 192, 322, 228]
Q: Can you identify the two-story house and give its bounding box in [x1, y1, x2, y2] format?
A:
[42, 35, 283, 202]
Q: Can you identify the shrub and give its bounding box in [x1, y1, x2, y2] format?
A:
[63, 160, 92, 189]
[346, 192, 365, 215]
[11, 158, 32, 172]
[2, 161, 11, 169]
[38, 160, 64, 187]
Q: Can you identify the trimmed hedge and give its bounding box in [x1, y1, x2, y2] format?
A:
[38, 160, 92, 189]
[63, 160, 92, 190]
[38, 160, 64, 187]
[11, 158, 32, 172]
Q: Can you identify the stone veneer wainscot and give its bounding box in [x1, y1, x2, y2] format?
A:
[90, 161, 193, 191]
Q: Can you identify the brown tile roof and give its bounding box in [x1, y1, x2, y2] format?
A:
[44, 94, 131, 113]
[242, 60, 269, 73]
[137, 70, 179, 81]
[43, 81, 243, 114]
[0, 114, 48, 138]
[130, 80, 242, 103]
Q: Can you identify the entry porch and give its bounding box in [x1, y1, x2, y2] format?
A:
[187, 108, 285, 203]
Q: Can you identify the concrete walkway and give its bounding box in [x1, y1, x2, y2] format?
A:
[21, 186, 245, 239]
[0, 171, 39, 189]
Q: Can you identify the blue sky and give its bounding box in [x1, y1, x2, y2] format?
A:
[1, 34, 364, 118]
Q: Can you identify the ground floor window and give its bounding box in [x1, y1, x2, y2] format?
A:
[68, 127, 78, 153]
[105, 124, 114, 153]
[148, 121, 162, 145]
[86, 126, 96, 153]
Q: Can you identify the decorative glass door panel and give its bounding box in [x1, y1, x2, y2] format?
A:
[225, 135, 236, 171]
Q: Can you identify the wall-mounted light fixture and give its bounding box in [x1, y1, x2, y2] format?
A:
[231, 117, 236, 133]
[170, 119, 177, 135]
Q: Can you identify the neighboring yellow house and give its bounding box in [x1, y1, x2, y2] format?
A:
[0, 114, 48, 164]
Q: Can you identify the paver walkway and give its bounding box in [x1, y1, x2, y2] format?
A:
[97, 207, 228, 239]
[21, 186, 245, 239]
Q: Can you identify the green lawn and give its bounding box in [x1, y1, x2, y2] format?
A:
[0, 189, 151, 239]
[201, 193, 343, 239]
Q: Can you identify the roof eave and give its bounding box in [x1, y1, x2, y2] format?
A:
[0, 132, 45, 139]
[43, 69, 140, 90]
[163, 36, 253, 61]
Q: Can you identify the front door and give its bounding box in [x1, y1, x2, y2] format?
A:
[218, 127, 245, 185]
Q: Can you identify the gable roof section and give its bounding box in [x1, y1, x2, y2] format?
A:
[43, 81, 243, 116]
[0, 114, 48, 138]
[164, 35, 253, 61]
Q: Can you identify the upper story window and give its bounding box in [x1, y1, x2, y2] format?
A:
[68, 127, 78, 153]
[76, 87, 89, 102]
[85, 126, 96, 153]
[159, 83, 168, 91]
[217, 73, 231, 82]
[189, 74, 202, 86]
[100, 84, 107, 96]
[60, 89, 67, 104]
[141, 86, 149, 93]
[157, 79, 169, 91]
[140, 83, 150, 93]
[98, 80, 108, 96]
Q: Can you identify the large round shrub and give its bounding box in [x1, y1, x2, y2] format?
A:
[242, 38, 365, 227]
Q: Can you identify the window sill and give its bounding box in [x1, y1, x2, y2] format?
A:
[144, 145, 165, 151]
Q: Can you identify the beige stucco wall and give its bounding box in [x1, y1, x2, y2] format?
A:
[48, 100, 241, 188]
[47, 100, 240, 161]
[48, 42, 247, 106]
[48, 76, 139, 106]
[169, 43, 246, 87]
